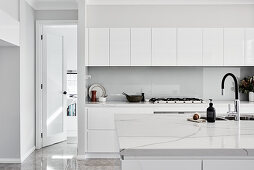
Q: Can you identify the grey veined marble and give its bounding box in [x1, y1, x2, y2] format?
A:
[0, 141, 120, 170]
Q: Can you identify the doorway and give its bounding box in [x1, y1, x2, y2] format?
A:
[36, 20, 78, 149]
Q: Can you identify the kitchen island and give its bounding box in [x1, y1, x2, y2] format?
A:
[115, 114, 254, 170]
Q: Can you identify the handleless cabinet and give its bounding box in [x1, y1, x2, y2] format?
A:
[152, 28, 177, 66]
[110, 28, 131, 66]
[88, 28, 109, 66]
[203, 28, 223, 66]
[224, 28, 245, 66]
[245, 28, 254, 66]
[177, 28, 203, 66]
[131, 28, 152, 66]
[203, 160, 254, 170]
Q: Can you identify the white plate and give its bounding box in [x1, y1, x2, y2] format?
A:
[89, 84, 106, 99]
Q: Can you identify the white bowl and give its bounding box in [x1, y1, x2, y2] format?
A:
[99, 97, 107, 102]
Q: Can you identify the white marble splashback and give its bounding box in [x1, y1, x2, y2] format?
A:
[88, 67, 253, 101]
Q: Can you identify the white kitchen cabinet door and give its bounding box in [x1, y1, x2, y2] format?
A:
[87, 131, 119, 153]
[177, 28, 203, 66]
[245, 28, 254, 66]
[152, 28, 177, 66]
[122, 160, 202, 170]
[131, 28, 152, 66]
[224, 28, 245, 66]
[110, 28, 130, 66]
[203, 160, 254, 170]
[88, 28, 109, 66]
[87, 108, 115, 130]
[203, 28, 223, 66]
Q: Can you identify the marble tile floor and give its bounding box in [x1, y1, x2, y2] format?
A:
[0, 142, 121, 170]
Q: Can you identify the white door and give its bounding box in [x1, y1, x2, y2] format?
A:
[224, 28, 245, 66]
[42, 33, 67, 147]
[152, 28, 177, 66]
[203, 28, 223, 66]
[177, 28, 203, 66]
[110, 28, 131, 66]
[131, 28, 151, 66]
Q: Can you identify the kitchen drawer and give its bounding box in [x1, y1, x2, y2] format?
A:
[87, 107, 153, 130]
[203, 160, 254, 170]
[122, 160, 202, 170]
[87, 131, 119, 153]
[88, 108, 115, 130]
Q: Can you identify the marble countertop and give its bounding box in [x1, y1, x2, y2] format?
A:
[115, 114, 254, 157]
[85, 100, 254, 107]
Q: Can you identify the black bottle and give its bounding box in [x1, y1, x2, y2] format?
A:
[207, 99, 216, 123]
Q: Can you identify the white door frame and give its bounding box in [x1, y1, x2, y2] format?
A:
[36, 20, 78, 149]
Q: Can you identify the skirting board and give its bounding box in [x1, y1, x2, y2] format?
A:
[20, 146, 35, 163]
[0, 158, 21, 164]
[0, 146, 35, 163]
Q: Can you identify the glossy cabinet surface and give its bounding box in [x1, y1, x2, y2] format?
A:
[152, 28, 177, 66]
[110, 28, 131, 66]
[203, 160, 254, 170]
[87, 131, 119, 152]
[122, 160, 202, 170]
[203, 28, 223, 66]
[131, 28, 152, 66]
[177, 28, 203, 66]
[88, 28, 109, 66]
[245, 28, 254, 66]
[224, 28, 245, 66]
[86, 27, 254, 67]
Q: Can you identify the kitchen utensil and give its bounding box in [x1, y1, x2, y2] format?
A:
[122, 92, 143, 102]
[91, 90, 97, 102]
[89, 84, 106, 99]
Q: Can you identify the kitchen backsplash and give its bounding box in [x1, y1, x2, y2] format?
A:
[88, 67, 254, 101]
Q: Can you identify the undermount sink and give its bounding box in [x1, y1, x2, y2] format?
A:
[201, 115, 254, 121]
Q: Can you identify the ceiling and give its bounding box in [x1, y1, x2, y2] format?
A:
[26, 0, 254, 10]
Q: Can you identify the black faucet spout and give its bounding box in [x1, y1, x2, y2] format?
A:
[221, 73, 239, 100]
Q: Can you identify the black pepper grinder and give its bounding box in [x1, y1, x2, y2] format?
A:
[207, 99, 216, 123]
[141, 93, 145, 102]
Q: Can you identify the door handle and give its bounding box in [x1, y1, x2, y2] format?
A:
[63, 91, 67, 95]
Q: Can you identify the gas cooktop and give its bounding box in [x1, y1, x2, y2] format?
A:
[149, 98, 205, 104]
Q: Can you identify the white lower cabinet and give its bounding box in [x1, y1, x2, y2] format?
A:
[85, 107, 153, 154]
[87, 130, 119, 153]
[203, 160, 254, 170]
[122, 160, 202, 170]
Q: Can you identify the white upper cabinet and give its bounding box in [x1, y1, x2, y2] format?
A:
[245, 28, 254, 66]
[224, 28, 245, 66]
[88, 28, 109, 66]
[131, 28, 152, 66]
[177, 28, 203, 66]
[110, 28, 131, 66]
[203, 28, 223, 66]
[152, 28, 177, 66]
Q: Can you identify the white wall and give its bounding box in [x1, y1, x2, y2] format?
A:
[43, 25, 77, 70]
[19, 0, 36, 161]
[35, 10, 78, 20]
[87, 5, 254, 27]
[0, 0, 20, 21]
[0, 47, 20, 160]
